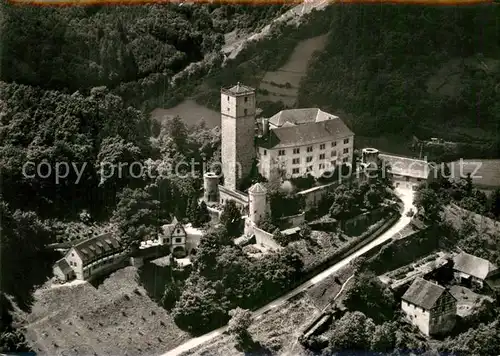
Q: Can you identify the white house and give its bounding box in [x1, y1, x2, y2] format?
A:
[453, 252, 498, 289]
[158, 217, 203, 258]
[256, 108, 354, 180]
[401, 277, 457, 336]
[54, 233, 128, 281]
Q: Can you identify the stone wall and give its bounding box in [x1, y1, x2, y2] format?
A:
[278, 212, 306, 229]
[253, 225, 281, 250]
[298, 181, 339, 209]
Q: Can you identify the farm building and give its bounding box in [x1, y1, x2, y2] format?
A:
[401, 277, 457, 336]
[453, 252, 498, 289]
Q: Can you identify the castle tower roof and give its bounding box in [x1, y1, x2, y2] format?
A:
[248, 183, 267, 194]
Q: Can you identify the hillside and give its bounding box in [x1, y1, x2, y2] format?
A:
[180, 4, 500, 159]
[297, 5, 500, 151]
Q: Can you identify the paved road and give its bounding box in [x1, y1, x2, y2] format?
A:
[161, 186, 415, 356]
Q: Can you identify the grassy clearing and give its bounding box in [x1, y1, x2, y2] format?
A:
[448, 159, 500, 189]
[150, 100, 220, 128]
[306, 264, 356, 310]
[183, 291, 319, 356]
[258, 33, 329, 107]
[23, 267, 189, 356]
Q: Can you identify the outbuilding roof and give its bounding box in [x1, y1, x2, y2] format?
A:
[402, 278, 447, 310]
[453, 252, 498, 280]
[71, 233, 123, 263]
[54, 258, 73, 274]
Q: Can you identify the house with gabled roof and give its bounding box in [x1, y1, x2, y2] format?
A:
[52, 258, 74, 282]
[453, 252, 498, 288]
[401, 277, 457, 336]
[57, 233, 128, 281]
[157, 217, 203, 258]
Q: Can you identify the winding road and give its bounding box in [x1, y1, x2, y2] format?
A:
[162, 186, 415, 356]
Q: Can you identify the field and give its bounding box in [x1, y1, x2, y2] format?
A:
[150, 100, 220, 128]
[258, 33, 329, 107]
[22, 267, 189, 356]
[448, 159, 500, 190]
[306, 264, 356, 310]
[183, 292, 319, 356]
[444, 203, 500, 236]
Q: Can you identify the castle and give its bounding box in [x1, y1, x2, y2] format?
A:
[203, 82, 356, 237]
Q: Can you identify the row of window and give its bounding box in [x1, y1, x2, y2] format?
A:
[290, 157, 349, 174]
[275, 142, 350, 157]
[281, 149, 350, 164]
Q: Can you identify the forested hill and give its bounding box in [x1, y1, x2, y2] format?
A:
[297, 5, 500, 150]
[0, 3, 288, 99]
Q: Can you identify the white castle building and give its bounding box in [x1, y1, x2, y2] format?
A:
[201, 82, 355, 242]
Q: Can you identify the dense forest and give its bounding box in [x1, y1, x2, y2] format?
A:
[298, 5, 500, 152]
[0, 4, 292, 350]
[0, 2, 289, 108]
[173, 4, 500, 158]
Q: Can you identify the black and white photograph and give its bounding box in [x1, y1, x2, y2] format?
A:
[1, 0, 500, 355]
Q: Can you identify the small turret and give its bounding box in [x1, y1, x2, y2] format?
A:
[203, 172, 219, 204]
[248, 183, 267, 225]
[262, 118, 269, 136]
[362, 148, 380, 167]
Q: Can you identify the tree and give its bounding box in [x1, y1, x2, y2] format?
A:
[112, 187, 160, 246]
[370, 322, 397, 352]
[342, 272, 396, 323]
[489, 188, 500, 219]
[172, 274, 230, 333]
[442, 321, 500, 355]
[329, 184, 358, 220]
[364, 186, 384, 209]
[414, 187, 443, 224]
[272, 228, 287, 246]
[220, 200, 242, 237]
[326, 311, 375, 352]
[299, 223, 312, 239]
[227, 308, 254, 350]
[193, 201, 211, 228]
[186, 197, 199, 223]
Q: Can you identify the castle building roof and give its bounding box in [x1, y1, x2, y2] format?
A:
[379, 153, 430, 180]
[257, 109, 353, 149]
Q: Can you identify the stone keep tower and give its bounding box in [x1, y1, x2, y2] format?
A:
[221, 83, 256, 191]
[248, 183, 267, 225]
